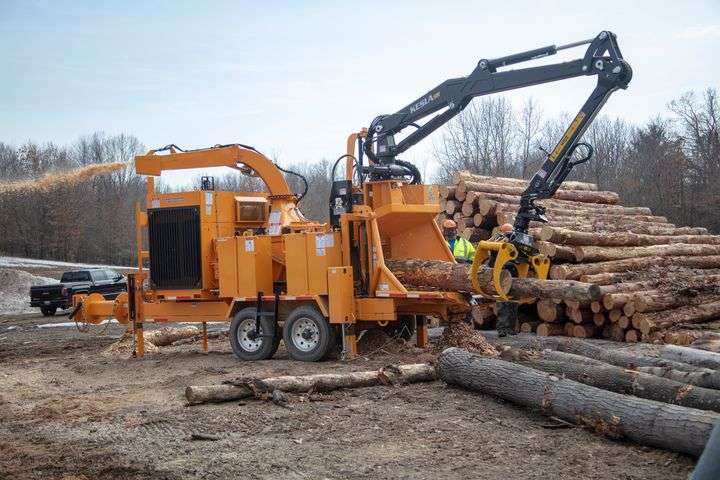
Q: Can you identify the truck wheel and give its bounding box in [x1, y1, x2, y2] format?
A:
[40, 307, 57, 317]
[283, 306, 335, 362]
[229, 307, 279, 361]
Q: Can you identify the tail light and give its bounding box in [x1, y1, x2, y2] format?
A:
[62, 287, 68, 297]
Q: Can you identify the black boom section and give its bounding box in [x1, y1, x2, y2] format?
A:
[148, 206, 202, 289]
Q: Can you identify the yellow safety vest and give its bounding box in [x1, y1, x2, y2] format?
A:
[450, 237, 476, 261]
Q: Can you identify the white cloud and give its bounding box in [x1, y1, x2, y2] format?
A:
[674, 25, 720, 39]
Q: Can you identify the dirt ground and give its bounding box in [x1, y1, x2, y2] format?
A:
[0, 311, 697, 480]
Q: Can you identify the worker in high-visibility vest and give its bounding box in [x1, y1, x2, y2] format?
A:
[441, 219, 475, 263]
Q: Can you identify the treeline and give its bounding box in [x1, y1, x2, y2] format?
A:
[433, 88, 720, 233]
[0, 133, 146, 265]
[0, 87, 716, 266]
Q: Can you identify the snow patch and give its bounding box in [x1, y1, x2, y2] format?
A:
[0, 268, 58, 315]
[0, 256, 136, 270]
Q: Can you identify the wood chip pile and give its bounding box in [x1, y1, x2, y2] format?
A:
[439, 170, 720, 347]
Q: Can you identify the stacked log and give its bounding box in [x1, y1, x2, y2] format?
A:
[438, 170, 720, 345]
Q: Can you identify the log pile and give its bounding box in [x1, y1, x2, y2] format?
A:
[438, 170, 720, 345]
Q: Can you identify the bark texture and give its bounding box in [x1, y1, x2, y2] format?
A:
[437, 348, 718, 457]
[186, 364, 437, 405]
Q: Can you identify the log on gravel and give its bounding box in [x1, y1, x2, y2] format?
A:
[145, 326, 203, 346]
[186, 363, 437, 405]
[636, 302, 720, 336]
[437, 348, 718, 456]
[502, 348, 720, 413]
[550, 256, 720, 280]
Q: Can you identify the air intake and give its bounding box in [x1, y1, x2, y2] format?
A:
[148, 206, 202, 289]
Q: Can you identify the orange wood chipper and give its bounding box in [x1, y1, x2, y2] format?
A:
[70, 30, 631, 361]
[70, 137, 468, 361]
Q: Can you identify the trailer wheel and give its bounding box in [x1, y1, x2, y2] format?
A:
[40, 307, 57, 317]
[230, 307, 279, 361]
[283, 306, 335, 362]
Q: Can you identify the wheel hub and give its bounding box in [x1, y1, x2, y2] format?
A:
[237, 318, 263, 352]
[292, 317, 320, 352]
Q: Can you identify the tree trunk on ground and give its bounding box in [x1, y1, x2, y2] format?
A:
[437, 348, 718, 457]
[144, 327, 203, 346]
[186, 364, 437, 405]
[482, 332, 713, 373]
[636, 302, 720, 336]
[574, 244, 720, 263]
[501, 348, 720, 412]
[540, 226, 720, 247]
[550, 256, 720, 280]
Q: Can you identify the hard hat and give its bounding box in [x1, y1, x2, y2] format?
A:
[442, 219, 457, 229]
[499, 223, 514, 233]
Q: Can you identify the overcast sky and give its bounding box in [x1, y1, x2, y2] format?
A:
[1, 1, 718, 184]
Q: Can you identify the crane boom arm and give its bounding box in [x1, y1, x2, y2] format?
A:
[363, 31, 632, 196]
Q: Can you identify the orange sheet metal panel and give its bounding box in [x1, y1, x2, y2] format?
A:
[307, 232, 342, 295]
[355, 298, 396, 321]
[284, 234, 309, 295]
[328, 266, 355, 324]
[237, 235, 273, 297]
[216, 235, 273, 297]
[216, 237, 238, 298]
[285, 232, 342, 296]
[144, 300, 230, 320]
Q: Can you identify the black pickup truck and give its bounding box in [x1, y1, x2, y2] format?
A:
[29, 269, 127, 316]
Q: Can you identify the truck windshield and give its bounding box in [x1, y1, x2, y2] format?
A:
[61, 271, 91, 282]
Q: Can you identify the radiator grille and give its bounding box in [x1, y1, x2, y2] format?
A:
[148, 206, 202, 289]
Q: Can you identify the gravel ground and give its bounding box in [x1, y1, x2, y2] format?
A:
[0, 309, 697, 480]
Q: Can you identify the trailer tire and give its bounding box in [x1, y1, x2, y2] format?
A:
[283, 306, 334, 362]
[230, 307, 280, 361]
[40, 307, 57, 317]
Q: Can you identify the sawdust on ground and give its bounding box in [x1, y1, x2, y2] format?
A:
[434, 321, 498, 356]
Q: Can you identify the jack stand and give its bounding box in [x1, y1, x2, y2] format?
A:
[416, 316, 428, 348]
[201, 322, 209, 353]
[340, 323, 358, 361]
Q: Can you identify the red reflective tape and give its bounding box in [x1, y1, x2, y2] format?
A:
[154, 318, 169, 322]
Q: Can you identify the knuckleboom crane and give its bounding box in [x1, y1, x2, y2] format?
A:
[351, 30, 632, 300]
